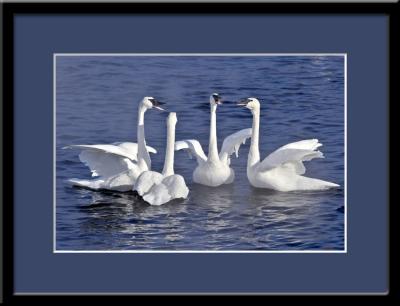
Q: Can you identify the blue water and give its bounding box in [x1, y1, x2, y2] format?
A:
[56, 55, 344, 251]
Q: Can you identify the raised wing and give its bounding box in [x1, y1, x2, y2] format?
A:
[219, 128, 252, 164]
[272, 139, 322, 152]
[113, 142, 157, 158]
[76, 150, 133, 178]
[64, 142, 157, 161]
[64, 143, 157, 178]
[259, 139, 324, 174]
[174, 139, 207, 164]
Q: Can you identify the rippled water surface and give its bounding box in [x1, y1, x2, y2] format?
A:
[56, 55, 344, 251]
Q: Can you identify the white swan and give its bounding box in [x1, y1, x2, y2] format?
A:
[64, 96, 165, 192]
[134, 112, 189, 206]
[237, 97, 340, 192]
[175, 93, 252, 187]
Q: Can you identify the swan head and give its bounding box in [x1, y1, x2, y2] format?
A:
[141, 96, 165, 111]
[237, 98, 260, 111]
[167, 112, 177, 126]
[210, 93, 223, 106]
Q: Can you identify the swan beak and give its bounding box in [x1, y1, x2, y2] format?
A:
[154, 106, 165, 111]
[237, 99, 248, 106]
[150, 99, 166, 111]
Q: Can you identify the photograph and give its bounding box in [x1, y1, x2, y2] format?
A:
[4, 0, 392, 297]
[55, 54, 345, 252]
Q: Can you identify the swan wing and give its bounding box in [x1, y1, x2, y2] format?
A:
[113, 142, 157, 157]
[133, 171, 164, 196]
[143, 183, 172, 206]
[174, 139, 207, 164]
[76, 149, 133, 178]
[65, 143, 156, 161]
[259, 141, 324, 174]
[142, 175, 189, 206]
[114, 142, 157, 172]
[162, 175, 189, 200]
[64, 143, 156, 178]
[219, 128, 252, 164]
[273, 139, 322, 152]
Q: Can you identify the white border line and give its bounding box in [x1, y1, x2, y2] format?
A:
[54, 53, 346, 57]
[53, 53, 347, 254]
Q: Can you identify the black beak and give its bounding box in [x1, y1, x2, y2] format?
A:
[237, 98, 249, 106]
[149, 98, 166, 111]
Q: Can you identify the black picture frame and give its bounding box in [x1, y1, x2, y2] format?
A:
[1, 1, 395, 302]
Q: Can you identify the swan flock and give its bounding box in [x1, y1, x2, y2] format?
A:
[65, 94, 339, 205]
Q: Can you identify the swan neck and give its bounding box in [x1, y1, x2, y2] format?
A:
[162, 120, 176, 177]
[248, 108, 261, 167]
[138, 104, 147, 125]
[137, 104, 151, 170]
[208, 104, 219, 161]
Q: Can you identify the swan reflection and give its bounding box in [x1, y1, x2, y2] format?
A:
[75, 189, 189, 250]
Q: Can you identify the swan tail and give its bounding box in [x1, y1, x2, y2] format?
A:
[68, 170, 136, 192]
[67, 178, 105, 190]
[295, 176, 340, 191]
